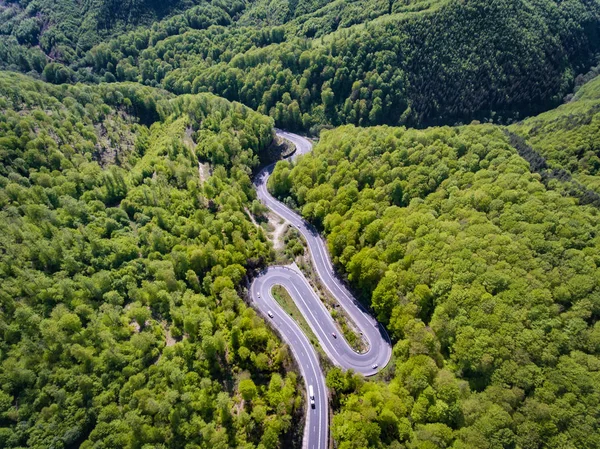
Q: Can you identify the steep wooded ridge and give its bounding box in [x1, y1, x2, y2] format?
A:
[0, 0, 233, 62]
[509, 74, 600, 196]
[2, 0, 600, 130]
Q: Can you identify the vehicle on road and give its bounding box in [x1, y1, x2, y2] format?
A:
[309, 385, 315, 408]
[372, 364, 378, 369]
[250, 131, 392, 449]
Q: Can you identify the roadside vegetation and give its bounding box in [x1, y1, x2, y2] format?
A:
[2, 0, 600, 447]
[271, 285, 320, 353]
[296, 256, 368, 354]
[270, 118, 600, 448]
[266, 208, 368, 354]
[0, 71, 302, 449]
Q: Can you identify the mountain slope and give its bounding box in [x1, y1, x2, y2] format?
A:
[79, 0, 600, 131]
[4, 0, 600, 132]
[509, 74, 600, 195]
[269, 103, 600, 448]
[0, 71, 302, 449]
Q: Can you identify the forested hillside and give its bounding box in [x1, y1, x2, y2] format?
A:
[78, 0, 600, 131]
[0, 0, 239, 67]
[509, 73, 600, 195]
[269, 123, 600, 448]
[3, 0, 600, 447]
[0, 72, 301, 449]
[3, 0, 600, 131]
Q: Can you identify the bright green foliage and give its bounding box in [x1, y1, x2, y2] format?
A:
[239, 378, 258, 402]
[2, 0, 600, 445]
[0, 71, 302, 448]
[510, 75, 600, 194]
[271, 123, 600, 448]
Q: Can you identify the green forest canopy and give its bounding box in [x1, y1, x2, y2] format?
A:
[2, 0, 600, 447]
[509, 74, 600, 195]
[269, 121, 600, 448]
[2, 0, 600, 131]
[0, 71, 300, 449]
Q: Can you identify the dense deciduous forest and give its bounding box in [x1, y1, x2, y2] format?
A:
[270, 121, 600, 448]
[2, 0, 600, 448]
[3, 0, 600, 130]
[0, 0, 221, 62]
[0, 72, 301, 449]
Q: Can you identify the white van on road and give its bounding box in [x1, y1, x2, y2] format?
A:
[309, 385, 315, 408]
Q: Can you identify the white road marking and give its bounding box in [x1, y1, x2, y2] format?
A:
[250, 131, 392, 449]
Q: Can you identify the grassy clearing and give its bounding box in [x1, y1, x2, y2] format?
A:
[296, 255, 368, 354]
[271, 285, 330, 365]
[267, 203, 367, 353]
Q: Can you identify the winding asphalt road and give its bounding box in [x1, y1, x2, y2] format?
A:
[249, 130, 392, 449]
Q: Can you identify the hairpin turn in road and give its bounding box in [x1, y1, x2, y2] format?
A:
[250, 131, 392, 449]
